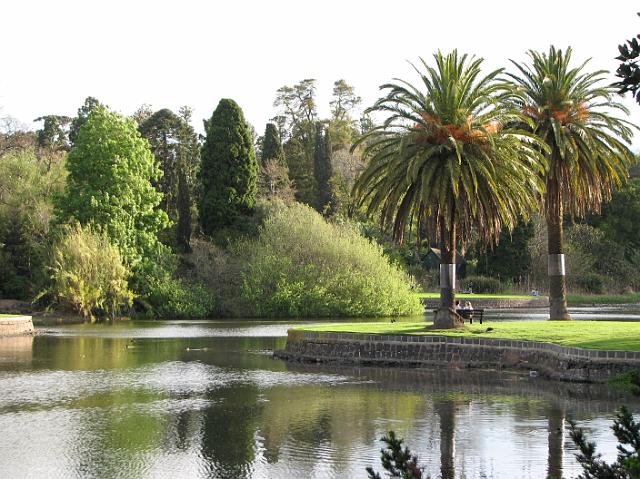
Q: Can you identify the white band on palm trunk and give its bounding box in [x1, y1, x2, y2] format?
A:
[440, 264, 456, 289]
[548, 254, 566, 276]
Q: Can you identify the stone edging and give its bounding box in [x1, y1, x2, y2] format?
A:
[421, 297, 549, 309]
[0, 316, 35, 336]
[276, 330, 640, 383]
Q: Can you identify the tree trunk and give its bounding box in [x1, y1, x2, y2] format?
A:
[434, 213, 464, 329]
[546, 180, 571, 320]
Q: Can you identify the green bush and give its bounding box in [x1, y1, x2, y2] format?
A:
[47, 224, 133, 321]
[459, 275, 503, 294]
[236, 202, 423, 318]
[141, 274, 215, 319]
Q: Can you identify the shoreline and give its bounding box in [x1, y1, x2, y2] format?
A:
[276, 329, 640, 383]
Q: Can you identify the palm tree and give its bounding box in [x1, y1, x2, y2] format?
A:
[508, 47, 636, 320]
[352, 51, 546, 329]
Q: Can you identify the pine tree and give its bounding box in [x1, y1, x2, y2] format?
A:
[314, 122, 336, 216]
[261, 123, 285, 166]
[199, 99, 258, 236]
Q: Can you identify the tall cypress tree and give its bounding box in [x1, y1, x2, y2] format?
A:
[199, 99, 257, 236]
[261, 123, 285, 166]
[313, 122, 336, 216]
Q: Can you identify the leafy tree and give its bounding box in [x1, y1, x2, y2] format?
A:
[569, 406, 640, 478]
[476, 219, 534, 284]
[329, 79, 362, 148]
[258, 159, 294, 203]
[273, 79, 318, 205]
[354, 51, 545, 328]
[69, 96, 103, 146]
[261, 122, 285, 166]
[56, 106, 169, 269]
[47, 224, 133, 322]
[509, 47, 635, 320]
[313, 122, 336, 215]
[366, 431, 426, 479]
[199, 99, 257, 236]
[0, 149, 66, 299]
[616, 13, 640, 105]
[34, 115, 71, 152]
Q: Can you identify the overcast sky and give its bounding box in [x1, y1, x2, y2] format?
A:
[2, 1, 640, 146]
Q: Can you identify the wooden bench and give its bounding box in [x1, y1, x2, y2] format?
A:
[457, 309, 484, 324]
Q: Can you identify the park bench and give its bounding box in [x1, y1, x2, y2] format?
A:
[457, 309, 484, 324]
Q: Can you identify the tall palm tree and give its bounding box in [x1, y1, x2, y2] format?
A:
[352, 51, 546, 329]
[508, 47, 636, 320]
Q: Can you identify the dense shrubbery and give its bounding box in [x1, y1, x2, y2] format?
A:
[459, 275, 503, 294]
[46, 224, 133, 321]
[235, 202, 423, 317]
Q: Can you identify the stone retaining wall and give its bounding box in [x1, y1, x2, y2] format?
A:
[421, 297, 549, 309]
[276, 330, 640, 383]
[0, 316, 35, 336]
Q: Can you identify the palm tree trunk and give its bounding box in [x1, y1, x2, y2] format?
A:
[434, 213, 464, 329]
[546, 180, 571, 320]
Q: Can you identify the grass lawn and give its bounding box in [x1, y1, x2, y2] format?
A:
[567, 293, 640, 305]
[0, 314, 18, 318]
[297, 320, 640, 351]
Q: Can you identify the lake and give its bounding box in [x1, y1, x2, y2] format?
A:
[0, 310, 638, 478]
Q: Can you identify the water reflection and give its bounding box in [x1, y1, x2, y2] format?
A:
[0, 319, 638, 478]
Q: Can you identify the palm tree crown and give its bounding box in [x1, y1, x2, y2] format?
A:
[352, 51, 546, 328]
[353, 50, 545, 250]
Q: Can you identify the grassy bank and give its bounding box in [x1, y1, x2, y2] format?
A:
[297, 320, 640, 351]
[567, 293, 640, 305]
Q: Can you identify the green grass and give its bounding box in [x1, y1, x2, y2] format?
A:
[567, 293, 640, 305]
[0, 314, 18, 318]
[297, 320, 640, 351]
[416, 293, 536, 300]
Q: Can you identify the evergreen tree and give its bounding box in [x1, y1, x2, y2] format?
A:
[57, 106, 169, 268]
[261, 122, 285, 166]
[69, 96, 103, 146]
[199, 99, 258, 236]
[314, 122, 336, 216]
[176, 169, 192, 252]
[476, 219, 534, 284]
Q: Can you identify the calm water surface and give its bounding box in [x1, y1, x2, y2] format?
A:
[1, 309, 639, 479]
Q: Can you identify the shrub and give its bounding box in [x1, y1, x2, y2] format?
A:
[236, 202, 423, 318]
[459, 275, 503, 294]
[135, 251, 215, 319]
[47, 224, 133, 321]
[572, 273, 606, 294]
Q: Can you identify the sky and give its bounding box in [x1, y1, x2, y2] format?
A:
[2, 1, 640, 145]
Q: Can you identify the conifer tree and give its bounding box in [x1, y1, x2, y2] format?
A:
[314, 122, 336, 215]
[261, 122, 285, 166]
[199, 99, 257, 235]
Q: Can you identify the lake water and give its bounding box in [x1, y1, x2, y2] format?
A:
[1, 309, 639, 479]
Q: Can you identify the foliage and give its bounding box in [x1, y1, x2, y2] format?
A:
[569, 406, 640, 479]
[34, 115, 70, 152]
[366, 431, 426, 479]
[140, 271, 215, 319]
[199, 99, 258, 236]
[236, 202, 423, 318]
[69, 96, 103, 146]
[261, 122, 285, 166]
[459, 275, 503, 294]
[476, 219, 533, 283]
[313, 122, 336, 215]
[508, 46, 636, 318]
[615, 13, 640, 105]
[56, 106, 169, 269]
[329, 79, 362, 148]
[258, 159, 295, 203]
[0, 148, 66, 299]
[609, 370, 640, 396]
[138, 108, 200, 223]
[47, 224, 133, 321]
[176, 169, 192, 252]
